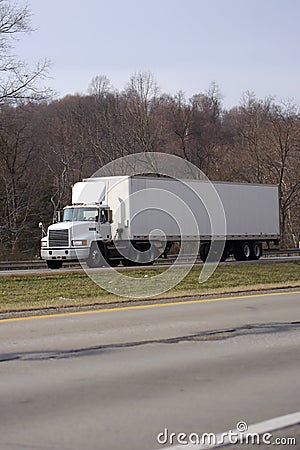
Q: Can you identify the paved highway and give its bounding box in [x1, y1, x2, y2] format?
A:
[0, 290, 299, 449]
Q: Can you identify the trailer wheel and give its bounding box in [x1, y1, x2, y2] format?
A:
[251, 242, 262, 260]
[47, 260, 63, 270]
[87, 242, 106, 268]
[233, 241, 251, 261]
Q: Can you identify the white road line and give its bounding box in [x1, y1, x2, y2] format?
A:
[155, 411, 300, 449]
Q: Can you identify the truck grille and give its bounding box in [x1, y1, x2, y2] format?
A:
[49, 229, 69, 247]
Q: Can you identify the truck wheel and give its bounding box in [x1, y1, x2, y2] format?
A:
[137, 260, 155, 266]
[233, 241, 251, 261]
[122, 258, 137, 267]
[220, 250, 228, 262]
[136, 247, 156, 266]
[199, 243, 210, 262]
[250, 242, 262, 260]
[87, 242, 106, 268]
[47, 260, 63, 270]
[108, 259, 120, 267]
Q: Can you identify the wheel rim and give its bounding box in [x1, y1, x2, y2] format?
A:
[244, 243, 251, 258]
[89, 243, 103, 266]
[254, 244, 261, 258]
[92, 249, 101, 265]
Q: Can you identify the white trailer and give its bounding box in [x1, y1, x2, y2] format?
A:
[40, 176, 280, 269]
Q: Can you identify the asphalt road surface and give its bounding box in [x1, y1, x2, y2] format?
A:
[0, 290, 299, 450]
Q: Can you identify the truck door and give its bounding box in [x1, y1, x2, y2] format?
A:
[99, 208, 111, 240]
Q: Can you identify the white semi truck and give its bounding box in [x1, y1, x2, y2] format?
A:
[40, 176, 280, 269]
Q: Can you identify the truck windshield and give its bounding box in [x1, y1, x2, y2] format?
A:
[63, 207, 99, 222]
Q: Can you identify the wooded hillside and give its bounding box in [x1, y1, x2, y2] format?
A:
[0, 72, 299, 258]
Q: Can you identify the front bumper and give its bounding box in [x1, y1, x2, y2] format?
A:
[41, 247, 90, 261]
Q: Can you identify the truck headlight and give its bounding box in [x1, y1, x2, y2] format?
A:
[72, 240, 88, 246]
[40, 241, 47, 247]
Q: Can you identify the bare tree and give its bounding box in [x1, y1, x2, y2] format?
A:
[0, 106, 39, 254]
[168, 83, 224, 176]
[37, 96, 96, 222]
[87, 72, 166, 172]
[225, 93, 300, 246]
[87, 89, 127, 165]
[123, 71, 163, 154]
[87, 75, 113, 98]
[267, 102, 300, 246]
[0, 0, 51, 104]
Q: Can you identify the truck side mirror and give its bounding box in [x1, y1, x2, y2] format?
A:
[108, 209, 113, 223]
[55, 211, 62, 223]
[38, 222, 46, 237]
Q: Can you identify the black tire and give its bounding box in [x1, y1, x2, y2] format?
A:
[122, 241, 157, 266]
[122, 258, 137, 267]
[250, 242, 262, 260]
[137, 260, 155, 266]
[47, 260, 63, 270]
[108, 259, 120, 267]
[233, 241, 251, 261]
[123, 258, 155, 267]
[220, 250, 228, 262]
[199, 243, 210, 262]
[200, 242, 227, 262]
[87, 242, 106, 268]
[136, 247, 156, 266]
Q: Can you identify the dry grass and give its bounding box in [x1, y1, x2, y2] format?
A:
[0, 262, 299, 313]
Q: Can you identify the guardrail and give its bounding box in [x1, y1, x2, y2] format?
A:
[0, 248, 299, 271]
[263, 248, 300, 257]
[0, 260, 80, 271]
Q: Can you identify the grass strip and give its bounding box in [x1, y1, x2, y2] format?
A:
[0, 262, 299, 313]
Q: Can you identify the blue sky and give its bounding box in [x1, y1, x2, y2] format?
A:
[15, 0, 300, 108]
